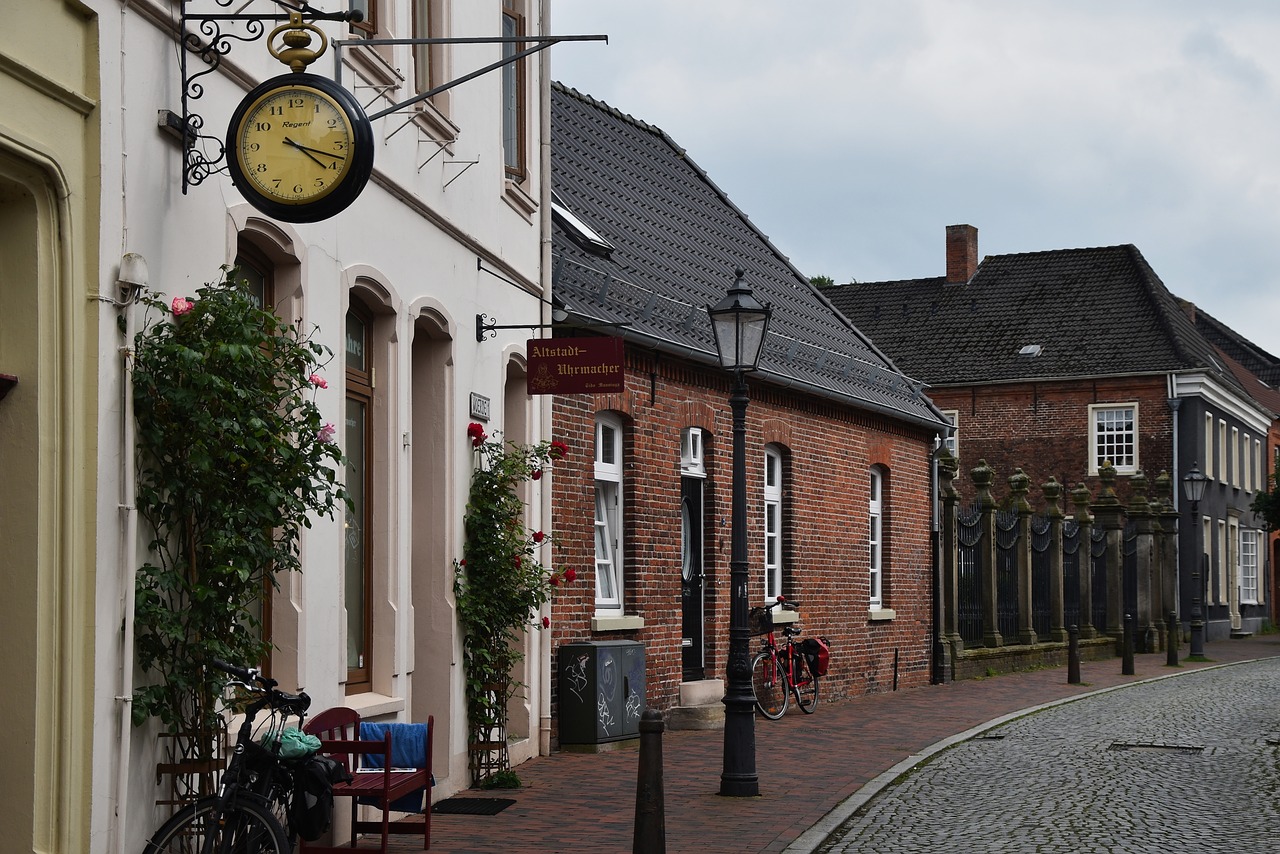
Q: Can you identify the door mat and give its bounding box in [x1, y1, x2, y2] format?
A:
[431, 797, 516, 816]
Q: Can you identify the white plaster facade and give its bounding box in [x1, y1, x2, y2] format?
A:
[79, 2, 554, 851]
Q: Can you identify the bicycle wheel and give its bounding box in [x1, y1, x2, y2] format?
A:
[144, 795, 290, 854]
[793, 669, 820, 714]
[751, 650, 790, 719]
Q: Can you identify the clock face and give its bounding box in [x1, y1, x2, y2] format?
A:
[227, 74, 374, 223]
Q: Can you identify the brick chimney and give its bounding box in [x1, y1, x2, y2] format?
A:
[945, 224, 978, 284]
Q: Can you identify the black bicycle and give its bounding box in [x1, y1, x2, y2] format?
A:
[143, 660, 311, 854]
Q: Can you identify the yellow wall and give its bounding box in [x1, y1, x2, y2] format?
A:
[0, 1, 99, 851]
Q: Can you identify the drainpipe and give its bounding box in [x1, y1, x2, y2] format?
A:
[111, 254, 146, 854]
[537, 0, 554, 758]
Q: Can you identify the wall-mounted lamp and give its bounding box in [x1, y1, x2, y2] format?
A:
[115, 252, 149, 307]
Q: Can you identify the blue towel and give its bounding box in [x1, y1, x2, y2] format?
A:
[358, 722, 431, 813]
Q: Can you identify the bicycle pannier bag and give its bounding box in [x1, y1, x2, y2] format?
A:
[289, 754, 350, 841]
[801, 637, 831, 678]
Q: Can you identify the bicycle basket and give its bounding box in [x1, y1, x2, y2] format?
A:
[748, 607, 773, 636]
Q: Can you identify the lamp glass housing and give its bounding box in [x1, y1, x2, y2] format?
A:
[708, 271, 772, 372]
[1182, 461, 1208, 505]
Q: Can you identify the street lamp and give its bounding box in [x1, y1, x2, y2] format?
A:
[1181, 460, 1209, 657]
[707, 268, 772, 798]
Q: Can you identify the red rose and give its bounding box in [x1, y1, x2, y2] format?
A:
[542, 616, 551, 629]
[531, 469, 543, 480]
[514, 555, 522, 568]
[532, 531, 545, 543]
[549, 574, 560, 587]
[563, 567, 577, 583]
[549, 440, 568, 459]
[467, 422, 487, 446]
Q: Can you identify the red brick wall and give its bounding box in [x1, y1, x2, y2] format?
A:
[548, 348, 939, 731]
[929, 376, 1175, 502]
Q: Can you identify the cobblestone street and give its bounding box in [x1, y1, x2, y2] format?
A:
[818, 658, 1280, 853]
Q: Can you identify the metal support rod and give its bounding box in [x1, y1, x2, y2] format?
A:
[720, 373, 758, 797]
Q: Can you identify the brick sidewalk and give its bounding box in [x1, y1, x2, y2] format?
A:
[397, 634, 1280, 853]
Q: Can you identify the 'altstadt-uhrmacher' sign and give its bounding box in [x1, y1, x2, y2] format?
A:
[527, 337, 624, 395]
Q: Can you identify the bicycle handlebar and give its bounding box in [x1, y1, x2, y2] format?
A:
[211, 659, 311, 715]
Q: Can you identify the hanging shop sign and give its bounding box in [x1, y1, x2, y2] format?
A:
[527, 337, 625, 395]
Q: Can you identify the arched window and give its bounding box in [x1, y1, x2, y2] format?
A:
[763, 446, 784, 602]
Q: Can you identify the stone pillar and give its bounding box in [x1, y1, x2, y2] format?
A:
[1009, 468, 1038, 646]
[1128, 470, 1156, 653]
[973, 460, 1003, 648]
[1072, 482, 1097, 639]
[1043, 477, 1067, 643]
[938, 448, 963, 660]
[1092, 461, 1126, 646]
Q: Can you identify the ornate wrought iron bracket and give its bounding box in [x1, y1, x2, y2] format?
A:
[176, 1, 361, 194]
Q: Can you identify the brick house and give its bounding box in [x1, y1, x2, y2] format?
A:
[827, 225, 1273, 641]
[545, 84, 949, 739]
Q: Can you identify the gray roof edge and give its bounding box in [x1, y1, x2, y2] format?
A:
[561, 308, 948, 433]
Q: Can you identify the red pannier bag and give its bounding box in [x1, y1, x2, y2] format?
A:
[801, 637, 831, 678]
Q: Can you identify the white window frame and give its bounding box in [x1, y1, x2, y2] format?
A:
[594, 415, 623, 613]
[681, 427, 704, 476]
[1204, 413, 1214, 480]
[1254, 439, 1263, 492]
[869, 467, 884, 608]
[942, 410, 959, 460]
[1219, 419, 1228, 484]
[1088, 403, 1138, 475]
[1241, 528, 1260, 605]
[1218, 519, 1228, 605]
[1233, 426, 1241, 489]
[763, 446, 783, 603]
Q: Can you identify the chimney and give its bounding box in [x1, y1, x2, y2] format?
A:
[945, 224, 978, 284]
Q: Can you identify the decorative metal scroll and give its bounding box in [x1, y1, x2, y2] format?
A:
[1062, 519, 1081, 629]
[956, 504, 983, 645]
[1030, 515, 1052, 638]
[177, 1, 355, 193]
[995, 509, 1020, 643]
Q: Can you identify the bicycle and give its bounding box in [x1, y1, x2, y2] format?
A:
[749, 597, 830, 719]
[143, 659, 312, 854]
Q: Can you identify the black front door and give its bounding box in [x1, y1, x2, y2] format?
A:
[681, 476, 705, 681]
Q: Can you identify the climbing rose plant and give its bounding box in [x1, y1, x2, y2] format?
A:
[131, 270, 346, 757]
[454, 424, 569, 784]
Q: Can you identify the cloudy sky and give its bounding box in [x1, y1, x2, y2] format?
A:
[549, 0, 1280, 356]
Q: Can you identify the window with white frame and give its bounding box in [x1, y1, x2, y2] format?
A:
[1219, 420, 1227, 483]
[1233, 426, 1241, 488]
[763, 446, 783, 602]
[1218, 519, 1227, 605]
[501, 0, 528, 181]
[1241, 528, 1260, 604]
[869, 467, 884, 608]
[1204, 413, 1214, 479]
[1089, 403, 1138, 474]
[594, 415, 623, 612]
[681, 427, 704, 475]
[1244, 433, 1252, 492]
[942, 410, 959, 460]
[1255, 439, 1263, 491]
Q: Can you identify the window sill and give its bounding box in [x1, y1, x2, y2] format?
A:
[343, 691, 406, 719]
[502, 178, 538, 220]
[591, 614, 645, 632]
[868, 608, 896, 622]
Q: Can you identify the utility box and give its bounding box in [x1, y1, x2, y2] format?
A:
[557, 640, 646, 745]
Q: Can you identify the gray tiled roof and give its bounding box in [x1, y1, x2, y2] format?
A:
[827, 244, 1236, 388]
[1182, 300, 1280, 388]
[550, 83, 945, 431]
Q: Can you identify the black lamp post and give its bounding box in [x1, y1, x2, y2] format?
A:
[707, 268, 772, 798]
[1181, 460, 1209, 657]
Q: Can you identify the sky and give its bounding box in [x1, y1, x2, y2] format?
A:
[548, 0, 1280, 357]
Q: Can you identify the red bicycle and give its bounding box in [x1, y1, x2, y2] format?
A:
[749, 597, 830, 719]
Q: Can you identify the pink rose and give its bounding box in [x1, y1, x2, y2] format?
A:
[309, 373, 328, 389]
[171, 297, 194, 317]
[317, 422, 336, 443]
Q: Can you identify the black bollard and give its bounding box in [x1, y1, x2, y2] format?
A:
[633, 709, 666, 854]
[1166, 611, 1179, 667]
[1122, 613, 1135, 676]
[1067, 624, 1081, 684]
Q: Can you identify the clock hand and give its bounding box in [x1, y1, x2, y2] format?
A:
[283, 137, 345, 161]
[282, 137, 328, 169]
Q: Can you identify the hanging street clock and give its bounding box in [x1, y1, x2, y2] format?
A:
[225, 13, 374, 223]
